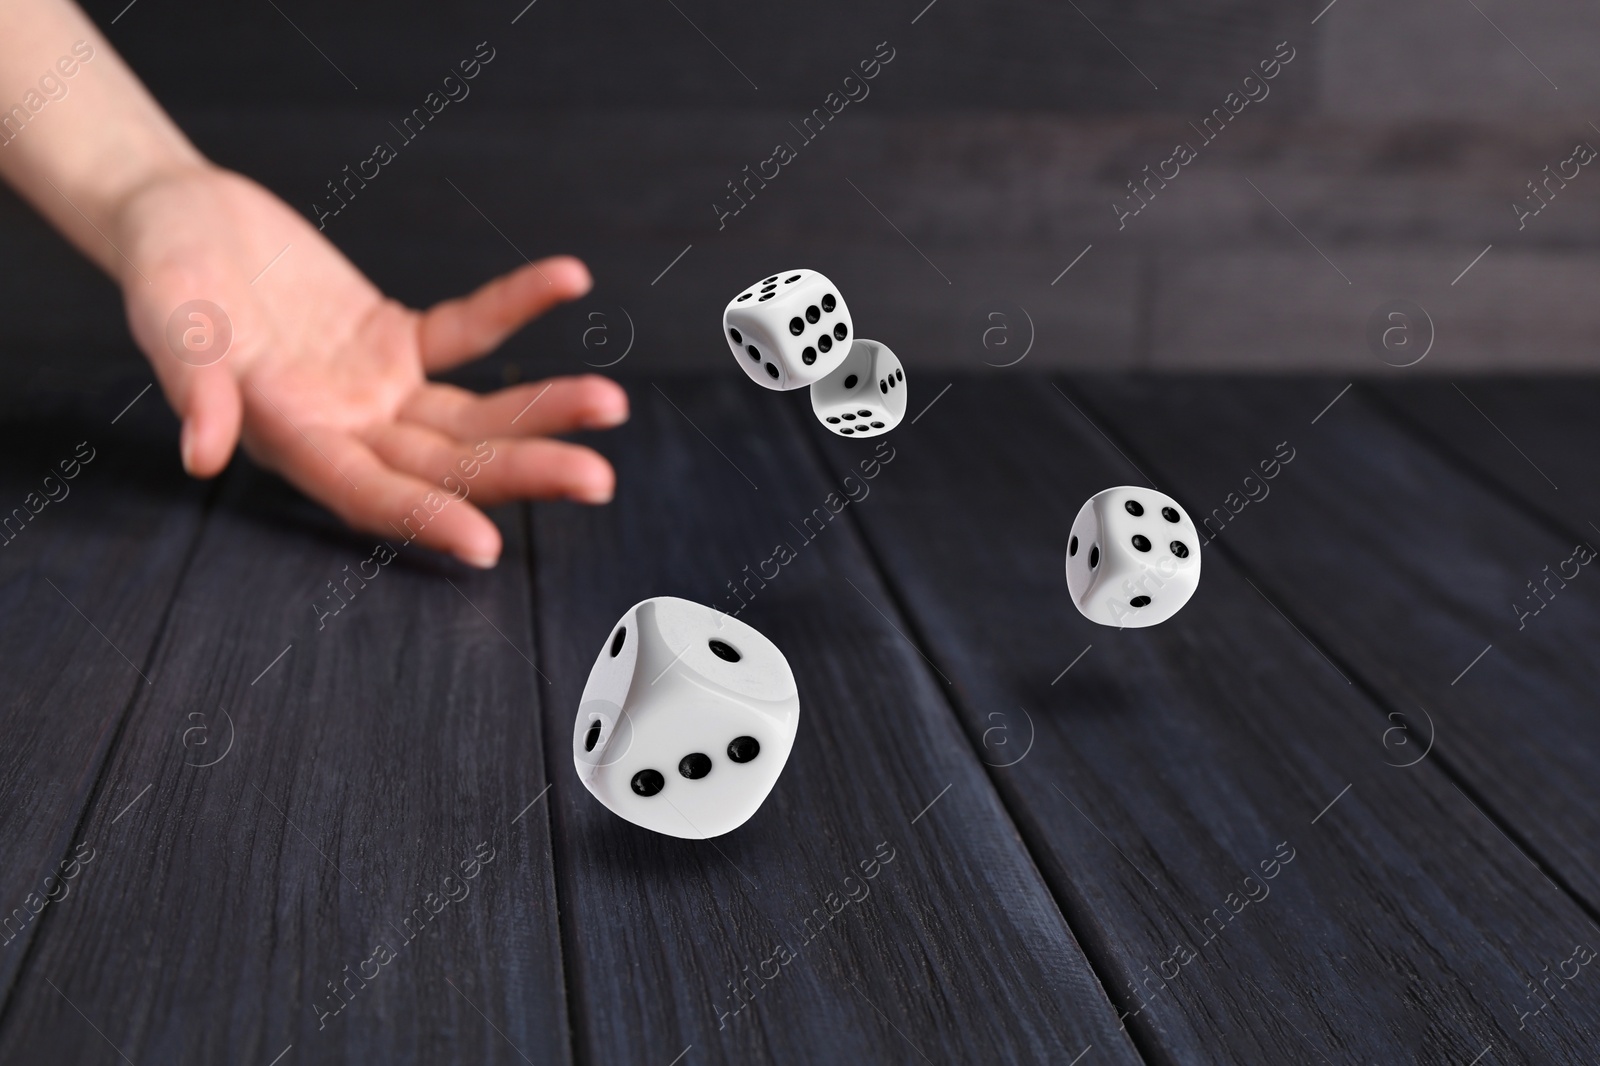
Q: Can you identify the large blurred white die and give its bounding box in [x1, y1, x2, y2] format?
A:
[811, 339, 906, 438]
[723, 269, 854, 390]
[1066, 487, 1201, 628]
[572, 596, 800, 838]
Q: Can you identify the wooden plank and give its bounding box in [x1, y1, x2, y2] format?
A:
[1371, 379, 1600, 541]
[0, 461, 571, 1063]
[0, 377, 204, 1004]
[531, 376, 1141, 1065]
[1076, 376, 1600, 920]
[811, 375, 1600, 1062]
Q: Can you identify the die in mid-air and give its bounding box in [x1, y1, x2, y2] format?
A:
[723, 269, 853, 390]
[573, 597, 800, 838]
[810, 339, 906, 437]
[1066, 486, 1201, 627]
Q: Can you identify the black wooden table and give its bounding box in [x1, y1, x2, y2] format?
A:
[2, 372, 1598, 1065]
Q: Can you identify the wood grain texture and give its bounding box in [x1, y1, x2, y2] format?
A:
[1371, 379, 1599, 543]
[0, 463, 570, 1065]
[810, 375, 1600, 1064]
[531, 376, 1140, 1065]
[1071, 376, 1600, 1049]
[0, 379, 204, 1003]
[5, 372, 1600, 1064]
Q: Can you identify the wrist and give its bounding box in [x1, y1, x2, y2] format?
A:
[90, 135, 209, 233]
[101, 154, 214, 249]
[0, 9, 208, 280]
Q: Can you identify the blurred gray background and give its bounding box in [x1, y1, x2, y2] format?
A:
[5, 0, 1598, 386]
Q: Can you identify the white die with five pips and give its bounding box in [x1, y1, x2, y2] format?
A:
[573, 596, 800, 838]
[810, 339, 906, 437]
[723, 269, 854, 390]
[1066, 487, 1201, 627]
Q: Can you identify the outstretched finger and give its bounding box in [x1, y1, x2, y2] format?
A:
[259, 422, 505, 567]
[399, 377, 628, 441]
[365, 422, 615, 506]
[418, 256, 591, 372]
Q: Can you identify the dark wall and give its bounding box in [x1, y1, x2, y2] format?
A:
[11, 0, 1598, 377]
[92, 0, 1309, 114]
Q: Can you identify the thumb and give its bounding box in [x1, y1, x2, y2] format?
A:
[176, 367, 243, 478]
[124, 257, 249, 479]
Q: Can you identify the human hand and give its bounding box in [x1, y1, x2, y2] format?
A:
[110, 164, 627, 568]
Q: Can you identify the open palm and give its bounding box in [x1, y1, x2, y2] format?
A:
[111, 166, 626, 568]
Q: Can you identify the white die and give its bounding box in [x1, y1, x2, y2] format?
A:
[723, 269, 854, 390]
[1065, 487, 1201, 628]
[810, 339, 906, 438]
[572, 597, 800, 838]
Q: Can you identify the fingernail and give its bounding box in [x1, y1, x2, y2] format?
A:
[574, 482, 614, 505]
[461, 549, 499, 569]
[584, 404, 628, 430]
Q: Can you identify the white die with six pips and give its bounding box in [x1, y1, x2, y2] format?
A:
[573, 596, 800, 838]
[1066, 486, 1201, 627]
[723, 269, 854, 391]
